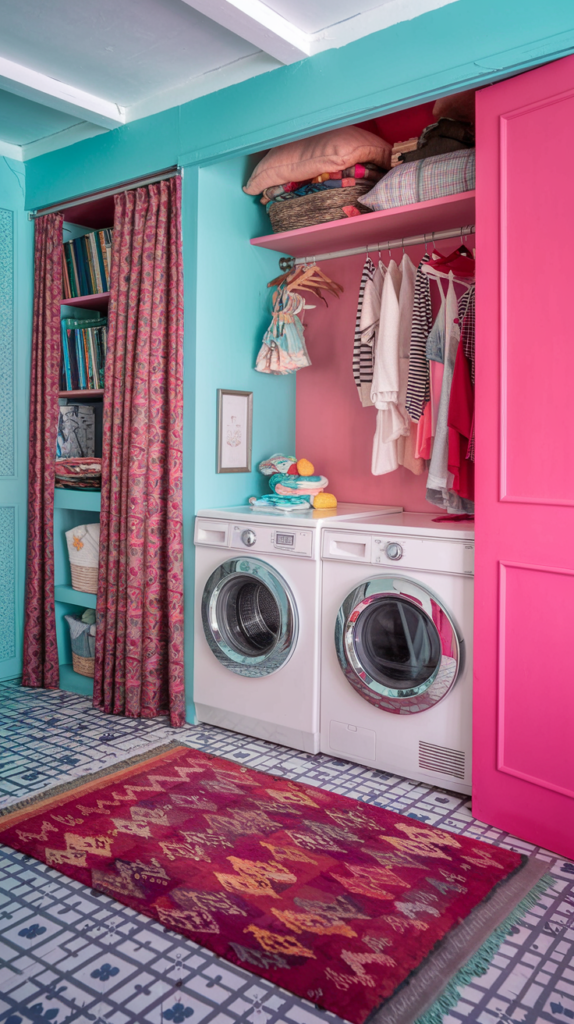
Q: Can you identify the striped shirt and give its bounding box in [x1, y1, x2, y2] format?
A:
[352, 257, 385, 407]
[405, 253, 433, 421]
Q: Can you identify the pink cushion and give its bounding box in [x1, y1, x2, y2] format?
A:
[243, 126, 392, 195]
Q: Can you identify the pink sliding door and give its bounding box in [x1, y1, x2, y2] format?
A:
[474, 56, 574, 858]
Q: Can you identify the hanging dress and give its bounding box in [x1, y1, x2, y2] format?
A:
[371, 260, 410, 475]
[255, 285, 311, 374]
[424, 269, 474, 512]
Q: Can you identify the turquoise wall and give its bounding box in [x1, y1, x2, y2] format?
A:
[17, 0, 574, 714]
[0, 157, 33, 681]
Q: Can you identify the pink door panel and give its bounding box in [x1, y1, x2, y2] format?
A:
[475, 55, 574, 858]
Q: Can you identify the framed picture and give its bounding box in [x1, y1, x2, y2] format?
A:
[216, 389, 253, 473]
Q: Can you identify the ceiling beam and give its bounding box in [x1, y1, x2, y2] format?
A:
[0, 57, 125, 129]
[180, 0, 311, 64]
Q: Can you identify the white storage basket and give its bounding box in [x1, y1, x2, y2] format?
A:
[65, 523, 100, 594]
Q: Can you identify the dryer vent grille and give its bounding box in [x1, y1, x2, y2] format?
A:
[418, 741, 465, 780]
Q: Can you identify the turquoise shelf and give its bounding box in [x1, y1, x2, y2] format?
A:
[54, 490, 101, 511]
[54, 585, 97, 608]
[59, 663, 93, 696]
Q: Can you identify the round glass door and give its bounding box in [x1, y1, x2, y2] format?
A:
[202, 557, 298, 677]
[335, 576, 462, 714]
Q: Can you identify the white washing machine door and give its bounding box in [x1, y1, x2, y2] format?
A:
[201, 556, 299, 677]
[335, 575, 462, 714]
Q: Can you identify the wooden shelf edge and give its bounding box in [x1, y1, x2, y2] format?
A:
[54, 489, 101, 511]
[59, 390, 104, 397]
[61, 292, 110, 305]
[55, 585, 97, 609]
[250, 190, 476, 257]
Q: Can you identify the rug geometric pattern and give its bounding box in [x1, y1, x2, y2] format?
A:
[0, 677, 573, 1024]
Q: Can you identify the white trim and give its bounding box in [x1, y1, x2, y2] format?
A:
[22, 123, 109, 161]
[0, 140, 23, 161]
[180, 0, 311, 64]
[309, 0, 460, 54]
[0, 56, 125, 129]
[125, 52, 281, 123]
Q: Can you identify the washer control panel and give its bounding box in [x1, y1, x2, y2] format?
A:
[385, 541, 403, 561]
[232, 523, 313, 558]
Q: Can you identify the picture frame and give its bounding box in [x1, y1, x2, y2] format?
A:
[216, 389, 253, 473]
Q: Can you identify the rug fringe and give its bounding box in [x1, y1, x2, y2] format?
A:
[415, 872, 554, 1024]
[0, 741, 184, 816]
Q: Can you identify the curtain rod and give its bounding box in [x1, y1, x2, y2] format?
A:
[29, 166, 182, 219]
[278, 224, 476, 271]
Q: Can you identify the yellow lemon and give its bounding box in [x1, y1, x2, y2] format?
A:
[297, 458, 314, 476]
[313, 493, 337, 509]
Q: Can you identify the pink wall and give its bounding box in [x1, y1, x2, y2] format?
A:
[296, 242, 473, 511]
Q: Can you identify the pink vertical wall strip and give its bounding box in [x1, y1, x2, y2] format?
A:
[22, 213, 64, 690]
[94, 178, 185, 727]
[474, 56, 574, 859]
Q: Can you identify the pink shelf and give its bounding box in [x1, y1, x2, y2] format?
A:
[62, 292, 109, 313]
[250, 191, 475, 257]
[59, 389, 104, 398]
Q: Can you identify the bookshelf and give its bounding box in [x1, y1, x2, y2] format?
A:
[55, 207, 113, 695]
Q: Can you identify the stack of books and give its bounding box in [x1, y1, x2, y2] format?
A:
[62, 228, 113, 299]
[60, 317, 108, 391]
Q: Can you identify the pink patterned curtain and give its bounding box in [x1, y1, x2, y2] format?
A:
[94, 177, 185, 727]
[22, 213, 64, 690]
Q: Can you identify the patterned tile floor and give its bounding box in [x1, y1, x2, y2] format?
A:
[0, 677, 573, 1024]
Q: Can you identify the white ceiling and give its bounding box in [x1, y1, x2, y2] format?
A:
[0, 0, 459, 161]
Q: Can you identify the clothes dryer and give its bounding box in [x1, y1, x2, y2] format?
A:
[320, 513, 474, 792]
[194, 503, 401, 753]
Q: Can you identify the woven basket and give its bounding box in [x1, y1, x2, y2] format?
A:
[70, 564, 99, 594]
[268, 183, 373, 233]
[72, 652, 95, 677]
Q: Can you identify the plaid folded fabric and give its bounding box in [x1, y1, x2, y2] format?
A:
[361, 149, 475, 211]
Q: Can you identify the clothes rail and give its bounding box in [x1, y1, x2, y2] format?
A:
[277, 224, 475, 271]
[29, 166, 183, 219]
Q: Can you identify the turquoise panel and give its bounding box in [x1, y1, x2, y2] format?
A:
[194, 155, 294, 511]
[25, 0, 574, 209]
[0, 158, 33, 682]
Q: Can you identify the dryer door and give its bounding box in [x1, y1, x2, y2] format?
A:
[336, 576, 462, 714]
[202, 557, 299, 677]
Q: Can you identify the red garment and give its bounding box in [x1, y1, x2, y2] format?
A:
[448, 340, 474, 499]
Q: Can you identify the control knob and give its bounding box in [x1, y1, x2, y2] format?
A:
[385, 541, 403, 560]
[241, 529, 257, 547]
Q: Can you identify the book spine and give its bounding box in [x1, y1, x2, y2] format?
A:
[82, 328, 92, 387]
[88, 232, 103, 294]
[96, 231, 108, 292]
[62, 251, 71, 301]
[88, 329, 98, 389]
[72, 239, 89, 297]
[64, 243, 79, 298]
[82, 236, 96, 295]
[60, 322, 72, 390]
[75, 330, 86, 388]
[67, 329, 79, 390]
[103, 228, 113, 284]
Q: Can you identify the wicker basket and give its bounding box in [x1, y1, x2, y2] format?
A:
[65, 523, 100, 594]
[70, 564, 99, 593]
[268, 183, 373, 233]
[72, 652, 95, 677]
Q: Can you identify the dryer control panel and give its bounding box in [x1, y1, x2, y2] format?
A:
[195, 518, 314, 558]
[322, 529, 474, 575]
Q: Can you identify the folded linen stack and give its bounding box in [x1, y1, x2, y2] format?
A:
[243, 126, 392, 232]
[54, 457, 102, 490]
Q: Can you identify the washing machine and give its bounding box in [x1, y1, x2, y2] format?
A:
[194, 503, 402, 753]
[320, 513, 474, 793]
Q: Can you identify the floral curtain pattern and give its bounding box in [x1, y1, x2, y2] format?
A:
[22, 213, 64, 690]
[94, 178, 185, 727]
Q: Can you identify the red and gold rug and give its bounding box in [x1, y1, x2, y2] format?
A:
[0, 743, 549, 1024]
